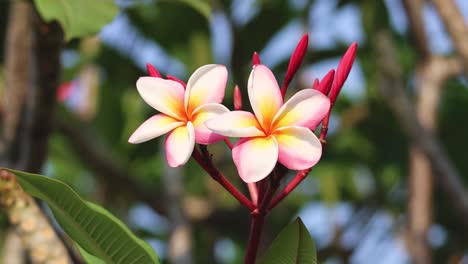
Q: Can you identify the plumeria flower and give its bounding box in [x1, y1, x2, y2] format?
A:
[129, 64, 229, 167]
[206, 65, 330, 182]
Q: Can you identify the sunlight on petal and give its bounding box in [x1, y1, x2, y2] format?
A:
[165, 122, 195, 167]
[128, 114, 184, 144]
[205, 111, 265, 138]
[232, 136, 278, 183]
[191, 103, 230, 144]
[247, 65, 283, 131]
[185, 64, 228, 114]
[137, 77, 186, 120]
[272, 89, 330, 130]
[274, 126, 322, 170]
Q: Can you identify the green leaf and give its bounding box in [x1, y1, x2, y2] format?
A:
[4, 168, 160, 264]
[76, 244, 106, 264]
[260, 218, 317, 264]
[33, 0, 118, 40]
[163, 0, 211, 20]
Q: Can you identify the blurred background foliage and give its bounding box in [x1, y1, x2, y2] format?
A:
[1, 0, 468, 263]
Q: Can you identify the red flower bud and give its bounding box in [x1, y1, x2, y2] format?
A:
[252, 52, 261, 65]
[146, 63, 161, 78]
[315, 69, 335, 95]
[329, 42, 357, 104]
[167, 75, 187, 88]
[234, 85, 243, 110]
[281, 34, 309, 97]
[312, 78, 320, 90]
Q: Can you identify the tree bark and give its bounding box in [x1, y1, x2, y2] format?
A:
[0, 170, 72, 264]
[408, 63, 439, 264]
[402, 0, 465, 261]
[0, 1, 81, 263]
[1, 0, 33, 166]
[403, 1, 435, 258]
[376, 31, 468, 235]
[16, 3, 63, 173]
[432, 0, 468, 74]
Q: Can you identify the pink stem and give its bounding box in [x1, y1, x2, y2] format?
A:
[244, 211, 265, 264]
[247, 183, 258, 206]
[222, 138, 258, 206]
[244, 175, 278, 263]
[224, 138, 233, 149]
[268, 115, 330, 210]
[268, 168, 312, 210]
[192, 147, 255, 211]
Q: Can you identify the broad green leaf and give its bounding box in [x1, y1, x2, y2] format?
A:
[4, 168, 160, 264]
[76, 244, 106, 264]
[33, 0, 118, 40]
[260, 218, 317, 264]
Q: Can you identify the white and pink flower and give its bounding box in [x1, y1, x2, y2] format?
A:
[206, 65, 330, 183]
[128, 64, 229, 167]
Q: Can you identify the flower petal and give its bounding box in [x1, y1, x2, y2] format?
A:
[136, 77, 186, 120]
[191, 103, 230, 144]
[185, 64, 228, 114]
[205, 111, 265, 138]
[248, 65, 283, 131]
[232, 136, 278, 183]
[165, 122, 195, 167]
[128, 114, 184, 144]
[274, 126, 322, 170]
[272, 89, 330, 130]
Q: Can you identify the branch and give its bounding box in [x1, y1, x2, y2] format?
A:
[1, 0, 33, 165]
[432, 0, 468, 73]
[376, 31, 468, 230]
[402, 2, 463, 262]
[1, 1, 64, 173]
[0, 2, 83, 262]
[403, 0, 431, 58]
[193, 146, 255, 211]
[16, 8, 63, 173]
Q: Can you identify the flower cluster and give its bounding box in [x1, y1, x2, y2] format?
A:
[129, 34, 357, 185]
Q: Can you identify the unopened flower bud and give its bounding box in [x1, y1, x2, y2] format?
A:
[281, 34, 309, 97]
[312, 78, 319, 90]
[329, 42, 357, 104]
[146, 63, 161, 78]
[315, 69, 335, 95]
[252, 52, 261, 66]
[234, 85, 242, 110]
